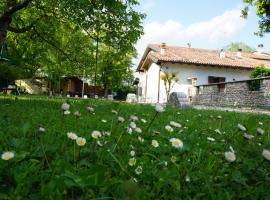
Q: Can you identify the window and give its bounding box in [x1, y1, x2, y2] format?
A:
[208, 76, 226, 84]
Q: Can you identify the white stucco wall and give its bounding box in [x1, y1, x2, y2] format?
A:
[137, 62, 251, 103]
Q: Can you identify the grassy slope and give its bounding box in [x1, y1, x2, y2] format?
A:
[0, 96, 269, 199]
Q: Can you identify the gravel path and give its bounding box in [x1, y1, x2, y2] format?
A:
[193, 105, 270, 115]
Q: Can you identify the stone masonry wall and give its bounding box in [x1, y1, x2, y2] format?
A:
[192, 77, 270, 107]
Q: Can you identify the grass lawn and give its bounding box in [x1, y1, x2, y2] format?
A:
[0, 95, 270, 199]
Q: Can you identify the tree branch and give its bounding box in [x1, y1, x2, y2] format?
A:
[1, 0, 33, 19]
[7, 23, 33, 33]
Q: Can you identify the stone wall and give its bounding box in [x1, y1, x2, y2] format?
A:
[192, 77, 270, 107]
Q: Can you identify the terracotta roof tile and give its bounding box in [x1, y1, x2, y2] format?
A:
[137, 44, 270, 71]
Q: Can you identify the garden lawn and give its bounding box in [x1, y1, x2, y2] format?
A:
[0, 95, 270, 199]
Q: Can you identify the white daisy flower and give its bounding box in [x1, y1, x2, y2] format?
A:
[101, 119, 107, 123]
[91, 130, 102, 139]
[224, 151, 236, 162]
[1, 152, 14, 160]
[169, 121, 182, 128]
[64, 110, 71, 115]
[258, 122, 263, 125]
[130, 150, 135, 157]
[243, 133, 254, 140]
[237, 124, 246, 131]
[165, 125, 174, 133]
[127, 128, 133, 135]
[217, 115, 222, 119]
[130, 122, 137, 129]
[215, 129, 222, 135]
[171, 156, 177, 163]
[102, 131, 111, 137]
[135, 165, 143, 175]
[135, 127, 142, 133]
[111, 110, 118, 114]
[74, 111, 81, 117]
[138, 136, 144, 143]
[76, 137, 86, 146]
[151, 140, 159, 148]
[87, 106, 94, 112]
[129, 158, 136, 166]
[118, 116, 125, 123]
[39, 127, 45, 133]
[130, 115, 138, 121]
[185, 175, 190, 182]
[169, 138, 183, 149]
[67, 132, 78, 140]
[141, 119, 147, 123]
[61, 103, 70, 111]
[257, 128, 265, 135]
[262, 149, 270, 161]
[155, 104, 165, 112]
[207, 137, 215, 142]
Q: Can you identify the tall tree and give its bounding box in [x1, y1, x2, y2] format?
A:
[242, 0, 270, 36]
[224, 42, 255, 53]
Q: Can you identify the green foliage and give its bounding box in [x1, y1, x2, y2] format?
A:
[250, 65, 270, 78]
[242, 0, 270, 36]
[225, 42, 255, 52]
[0, 0, 145, 93]
[1, 96, 270, 199]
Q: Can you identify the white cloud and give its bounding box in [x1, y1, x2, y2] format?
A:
[135, 9, 246, 64]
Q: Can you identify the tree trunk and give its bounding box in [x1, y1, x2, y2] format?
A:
[0, 16, 11, 48]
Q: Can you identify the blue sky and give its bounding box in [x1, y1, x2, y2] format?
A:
[134, 0, 270, 64]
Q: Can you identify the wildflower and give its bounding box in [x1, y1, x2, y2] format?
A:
[135, 127, 142, 133]
[169, 138, 183, 149]
[101, 119, 107, 123]
[91, 130, 102, 139]
[76, 137, 86, 146]
[61, 103, 70, 111]
[243, 133, 254, 140]
[87, 106, 94, 112]
[164, 161, 168, 166]
[185, 175, 190, 182]
[141, 119, 147, 123]
[74, 111, 81, 117]
[67, 132, 78, 140]
[207, 137, 215, 142]
[1, 152, 14, 160]
[186, 120, 189, 122]
[215, 129, 222, 135]
[171, 156, 177, 163]
[130, 122, 136, 129]
[177, 112, 180, 115]
[262, 149, 270, 161]
[39, 127, 45, 133]
[118, 116, 125, 123]
[103, 131, 111, 137]
[224, 151, 236, 162]
[151, 140, 159, 148]
[111, 110, 118, 114]
[138, 136, 144, 142]
[97, 140, 103, 146]
[130, 115, 138, 121]
[217, 115, 222, 119]
[258, 122, 263, 125]
[237, 124, 246, 131]
[135, 165, 143, 174]
[64, 110, 71, 115]
[165, 125, 174, 133]
[257, 128, 265, 135]
[129, 158, 136, 166]
[127, 128, 133, 135]
[130, 150, 135, 157]
[155, 104, 165, 112]
[170, 121, 182, 128]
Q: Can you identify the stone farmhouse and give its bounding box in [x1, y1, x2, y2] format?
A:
[135, 43, 270, 103]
